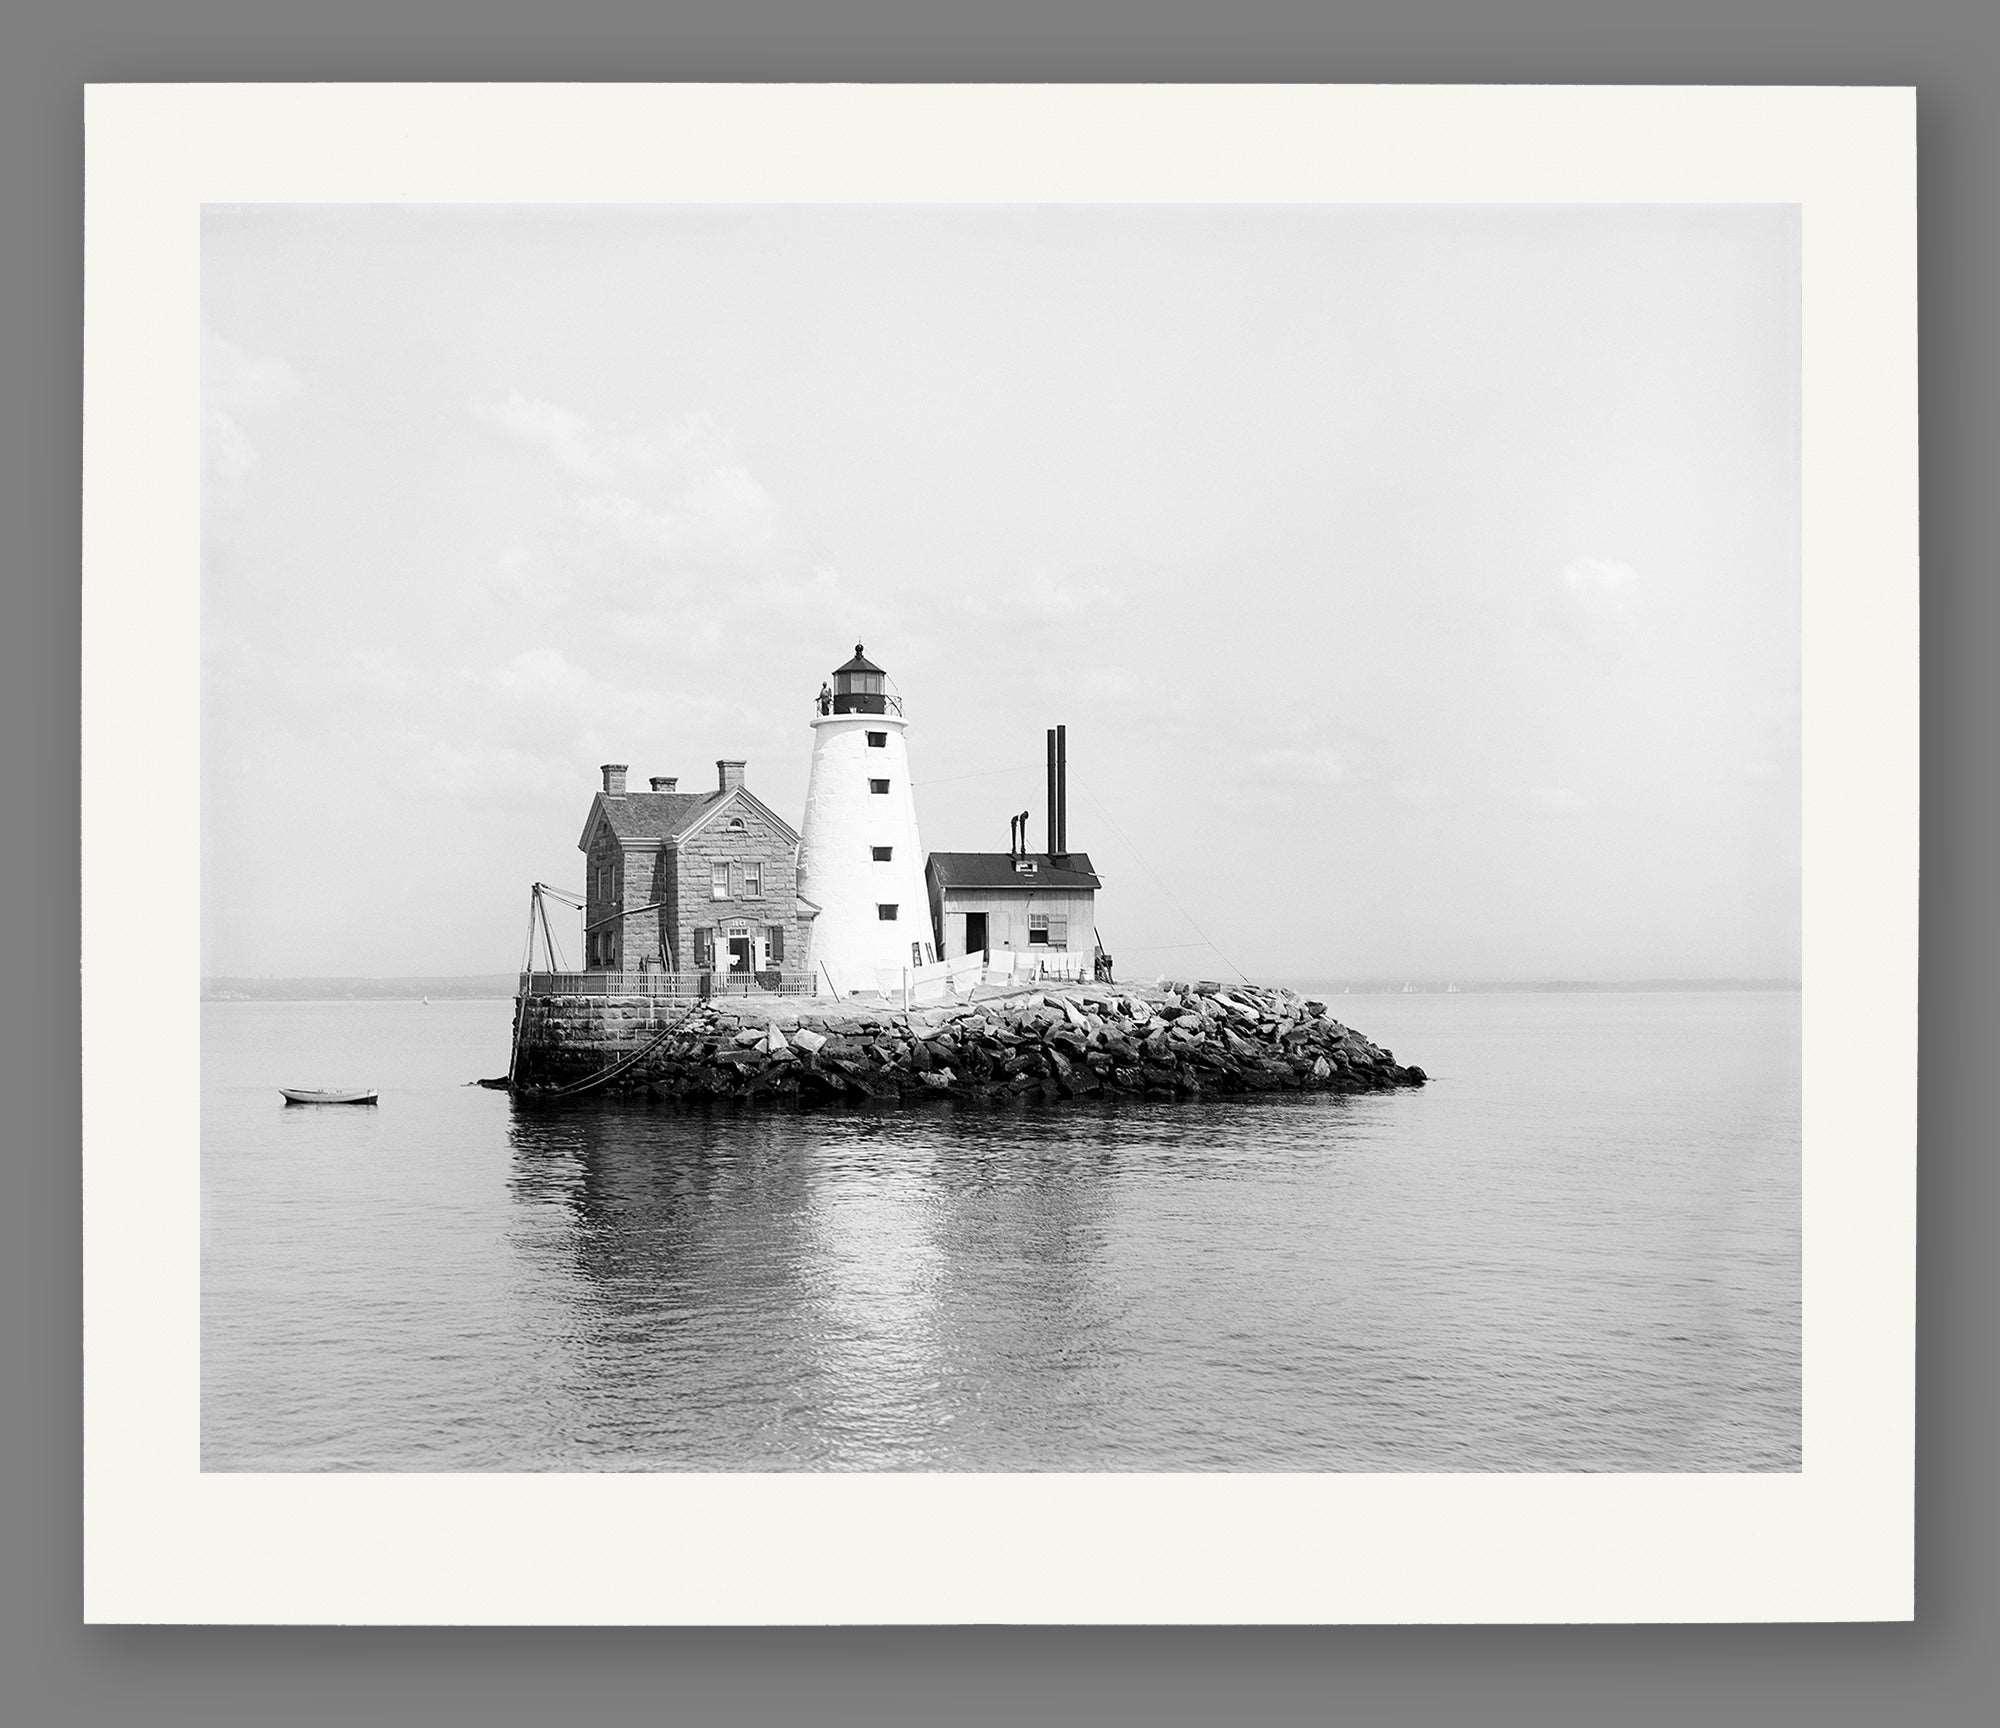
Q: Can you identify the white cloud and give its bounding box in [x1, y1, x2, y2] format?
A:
[572, 467, 779, 564]
[204, 329, 301, 492]
[1251, 745, 1347, 787]
[944, 565, 1119, 626]
[477, 393, 787, 581]
[1559, 556, 1642, 622]
[475, 392, 730, 487]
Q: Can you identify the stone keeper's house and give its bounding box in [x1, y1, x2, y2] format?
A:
[578, 760, 818, 982]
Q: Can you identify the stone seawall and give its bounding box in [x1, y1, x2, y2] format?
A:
[509, 980, 1427, 1105]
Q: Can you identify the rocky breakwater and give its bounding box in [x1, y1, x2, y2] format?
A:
[586, 980, 1426, 1108]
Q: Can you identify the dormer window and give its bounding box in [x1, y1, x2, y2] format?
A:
[1014, 859, 1038, 875]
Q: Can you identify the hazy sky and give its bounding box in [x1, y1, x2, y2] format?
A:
[202, 204, 1798, 982]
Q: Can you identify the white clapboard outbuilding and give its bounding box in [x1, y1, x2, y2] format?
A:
[924, 724, 1106, 976]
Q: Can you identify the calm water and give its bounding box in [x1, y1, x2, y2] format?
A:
[202, 992, 1799, 1471]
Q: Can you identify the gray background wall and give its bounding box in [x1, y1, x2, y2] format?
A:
[4, 3, 1994, 1724]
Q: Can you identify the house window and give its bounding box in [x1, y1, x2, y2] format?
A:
[727, 817, 746, 832]
[743, 862, 763, 898]
[869, 778, 890, 794]
[877, 903, 898, 920]
[866, 731, 887, 748]
[871, 845, 892, 861]
[1028, 914, 1051, 946]
[711, 862, 730, 899]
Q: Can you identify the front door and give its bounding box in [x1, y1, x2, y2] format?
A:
[727, 935, 754, 975]
[964, 911, 988, 958]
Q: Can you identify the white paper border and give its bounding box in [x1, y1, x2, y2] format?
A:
[83, 84, 1916, 1624]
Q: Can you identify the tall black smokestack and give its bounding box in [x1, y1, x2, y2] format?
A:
[1046, 728, 1058, 856]
[1057, 724, 1068, 856]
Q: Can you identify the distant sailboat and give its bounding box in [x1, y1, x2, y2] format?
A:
[1446, 982, 1462, 994]
[1402, 981, 1415, 994]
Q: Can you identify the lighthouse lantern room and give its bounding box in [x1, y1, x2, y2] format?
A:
[798, 645, 935, 995]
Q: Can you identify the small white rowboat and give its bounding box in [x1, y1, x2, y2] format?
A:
[280, 1088, 379, 1106]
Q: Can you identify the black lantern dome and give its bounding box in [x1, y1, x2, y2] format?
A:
[828, 643, 892, 715]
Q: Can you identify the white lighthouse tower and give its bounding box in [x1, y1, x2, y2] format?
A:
[798, 644, 935, 996]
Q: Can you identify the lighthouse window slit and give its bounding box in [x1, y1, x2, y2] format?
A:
[869, 778, 890, 794]
[877, 904, 898, 921]
[866, 731, 886, 748]
[871, 845, 893, 861]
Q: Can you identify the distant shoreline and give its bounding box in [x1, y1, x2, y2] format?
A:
[202, 974, 1802, 1004]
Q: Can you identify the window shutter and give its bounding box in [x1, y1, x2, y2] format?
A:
[1050, 917, 1069, 947]
[769, 926, 785, 963]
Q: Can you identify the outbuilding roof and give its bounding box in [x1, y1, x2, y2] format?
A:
[926, 852, 1102, 891]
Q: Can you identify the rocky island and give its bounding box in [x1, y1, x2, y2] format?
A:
[509, 978, 1428, 1106]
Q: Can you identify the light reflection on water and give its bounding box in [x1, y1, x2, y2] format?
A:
[201, 993, 1799, 1471]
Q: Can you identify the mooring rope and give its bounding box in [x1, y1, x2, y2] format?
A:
[512, 1006, 698, 1103]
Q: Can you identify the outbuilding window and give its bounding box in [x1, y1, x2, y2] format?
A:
[1028, 914, 1051, 946]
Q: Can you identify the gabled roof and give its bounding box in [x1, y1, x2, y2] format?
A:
[926, 852, 1102, 891]
[579, 790, 717, 851]
[671, 784, 801, 848]
[578, 784, 803, 853]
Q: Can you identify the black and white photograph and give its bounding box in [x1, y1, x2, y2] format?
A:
[198, 198, 1801, 1475]
[80, 82, 1917, 1626]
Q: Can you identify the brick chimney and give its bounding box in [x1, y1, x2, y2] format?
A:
[601, 764, 628, 796]
[649, 776, 677, 792]
[717, 759, 746, 793]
